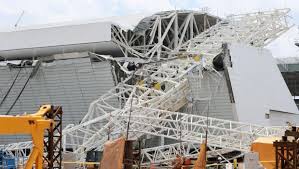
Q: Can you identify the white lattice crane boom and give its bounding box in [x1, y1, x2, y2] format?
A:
[1, 9, 291, 166]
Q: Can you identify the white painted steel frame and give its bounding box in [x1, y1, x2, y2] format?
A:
[1, 9, 290, 167]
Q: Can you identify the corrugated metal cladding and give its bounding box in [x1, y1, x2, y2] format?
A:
[164, 71, 237, 146]
[0, 57, 115, 144]
[186, 71, 236, 121]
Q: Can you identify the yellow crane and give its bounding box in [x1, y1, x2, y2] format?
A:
[0, 105, 54, 169]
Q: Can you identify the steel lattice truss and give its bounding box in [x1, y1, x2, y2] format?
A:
[140, 142, 235, 166]
[182, 8, 290, 67]
[111, 10, 218, 61]
[62, 59, 194, 159]
[1, 9, 291, 166]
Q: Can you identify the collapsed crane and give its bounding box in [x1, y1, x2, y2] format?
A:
[62, 8, 290, 165]
[1, 8, 292, 167]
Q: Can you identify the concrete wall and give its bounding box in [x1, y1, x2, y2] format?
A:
[228, 43, 298, 125]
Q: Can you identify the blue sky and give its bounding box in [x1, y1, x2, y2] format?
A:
[0, 0, 299, 58]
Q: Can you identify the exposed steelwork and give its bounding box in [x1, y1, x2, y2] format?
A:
[112, 10, 218, 61]
[0, 9, 292, 168]
[44, 106, 63, 169]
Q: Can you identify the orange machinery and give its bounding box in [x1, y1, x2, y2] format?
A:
[0, 105, 54, 169]
[251, 137, 280, 169]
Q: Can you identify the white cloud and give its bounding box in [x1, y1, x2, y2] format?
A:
[118, 0, 173, 13]
[169, 0, 299, 25]
[0, 0, 174, 28]
[1, 0, 299, 26]
[3, 0, 119, 25]
[197, 0, 285, 16]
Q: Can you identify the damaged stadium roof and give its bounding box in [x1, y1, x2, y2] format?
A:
[0, 8, 298, 167]
[0, 10, 219, 60]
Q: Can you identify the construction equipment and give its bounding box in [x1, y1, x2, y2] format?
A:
[62, 9, 289, 160]
[251, 137, 279, 169]
[250, 127, 299, 169]
[194, 140, 207, 169]
[274, 126, 299, 169]
[0, 105, 53, 169]
[1, 9, 291, 167]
